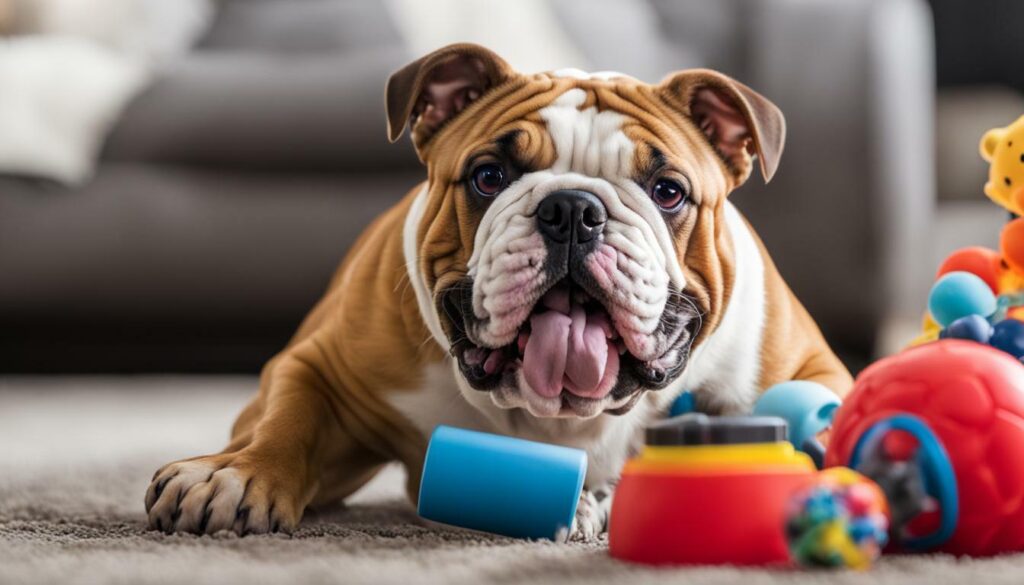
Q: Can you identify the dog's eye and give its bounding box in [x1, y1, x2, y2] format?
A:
[650, 178, 688, 212]
[470, 164, 507, 197]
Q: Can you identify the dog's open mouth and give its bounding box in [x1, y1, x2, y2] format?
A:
[461, 280, 623, 392]
[443, 276, 683, 415]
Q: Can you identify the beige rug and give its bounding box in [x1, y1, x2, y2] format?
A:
[3, 376, 1024, 585]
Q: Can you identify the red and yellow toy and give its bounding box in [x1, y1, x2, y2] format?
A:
[609, 413, 889, 568]
[609, 414, 818, 566]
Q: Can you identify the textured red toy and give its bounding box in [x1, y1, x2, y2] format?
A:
[826, 340, 1024, 556]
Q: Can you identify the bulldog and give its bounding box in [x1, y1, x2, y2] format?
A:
[145, 43, 851, 538]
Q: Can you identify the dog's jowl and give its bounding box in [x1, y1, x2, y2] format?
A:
[145, 43, 851, 538]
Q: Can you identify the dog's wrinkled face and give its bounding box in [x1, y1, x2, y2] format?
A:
[388, 44, 784, 419]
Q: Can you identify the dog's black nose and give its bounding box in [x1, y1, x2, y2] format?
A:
[536, 190, 607, 245]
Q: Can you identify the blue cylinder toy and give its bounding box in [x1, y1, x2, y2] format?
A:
[417, 425, 588, 540]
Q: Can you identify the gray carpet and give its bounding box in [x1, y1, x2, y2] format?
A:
[4, 377, 1024, 585]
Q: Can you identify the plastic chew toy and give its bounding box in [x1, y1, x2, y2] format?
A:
[826, 340, 1024, 556]
[937, 247, 1002, 293]
[915, 265, 1024, 359]
[668, 390, 696, 417]
[609, 414, 818, 566]
[915, 270, 1006, 348]
[785, 467, 889, 570]
[927, 271, 996, 328]
[990, 318, 1024, 359]
[417, 425, 587, 540]
[939, 314, 993, 343]
[753, 381, 841, 468]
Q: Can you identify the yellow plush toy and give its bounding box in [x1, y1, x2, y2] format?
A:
[983, 116, 1024, 284]
[981, 115, 1024, 216]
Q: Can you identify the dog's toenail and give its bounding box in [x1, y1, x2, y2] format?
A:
[154, 477, 170, 499]
[200, 506, 213, 534]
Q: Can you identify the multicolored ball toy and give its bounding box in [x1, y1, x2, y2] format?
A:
[785, 468, 889, 570]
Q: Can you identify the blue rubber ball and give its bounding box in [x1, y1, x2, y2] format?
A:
[990, 319, 1024, 359]
[928, 271, 996, 327]
[939, 314, 994, 344]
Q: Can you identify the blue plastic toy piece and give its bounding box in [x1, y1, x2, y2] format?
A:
[753, 381, 841, 468]
[928, 271, 997, 327]
[848, 414, 958, 551]
[990, 319, 1024, 359]
[992, 292, 1024, 323]
[939, 314, 994, 343]
[417, 425, 587, 540]
[669, 390, 696, 417]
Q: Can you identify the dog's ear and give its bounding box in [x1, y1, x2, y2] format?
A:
[659, 69, 786, 183]
[386, 43, 514, 151]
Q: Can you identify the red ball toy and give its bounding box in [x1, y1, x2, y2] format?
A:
[826, 340, 1024, 556]
[936, 247, 1000, 293]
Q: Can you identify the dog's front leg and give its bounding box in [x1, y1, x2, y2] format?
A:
[568, 483, 615, 541]
[145, 353, 331, 535]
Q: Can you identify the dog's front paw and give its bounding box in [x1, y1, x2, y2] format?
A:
[568, 489, 609, 542]
[144, 452, 304, 536]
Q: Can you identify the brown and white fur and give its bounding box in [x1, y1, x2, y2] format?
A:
[144, 44, 851, 539]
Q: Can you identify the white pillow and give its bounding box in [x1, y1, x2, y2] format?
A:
[0, 36, 146, 184]
[13, 0, 214, 61]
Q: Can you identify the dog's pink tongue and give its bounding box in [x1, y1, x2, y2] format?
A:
[523, 311, 571, 398]
[523, 289, 613, 399]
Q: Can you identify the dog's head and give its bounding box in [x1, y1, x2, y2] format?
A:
[389, 44, 784, 419]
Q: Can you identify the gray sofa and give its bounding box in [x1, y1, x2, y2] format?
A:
[0, 0, 935, 373]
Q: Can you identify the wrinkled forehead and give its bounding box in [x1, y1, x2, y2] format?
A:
[425, 72, 718, 185]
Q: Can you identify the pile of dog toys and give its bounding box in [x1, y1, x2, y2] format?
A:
[417, 381, 891, 569]
[417, 116, 1024, 569]
[913, 114, 1024, 351]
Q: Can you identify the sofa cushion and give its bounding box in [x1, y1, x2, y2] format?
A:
[200, 0, 402, 53]
[0, 163, 421, 325]
[102, 47, 420, 173]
